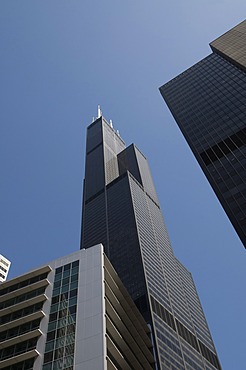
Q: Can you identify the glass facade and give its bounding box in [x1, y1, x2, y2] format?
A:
[160, 25, 246, 248]
[42, 261, 79, 370]
[81, 116, 221, 369]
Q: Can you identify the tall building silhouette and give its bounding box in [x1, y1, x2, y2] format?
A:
[80, 110, 221, 369]
[160, 20, 246, 248]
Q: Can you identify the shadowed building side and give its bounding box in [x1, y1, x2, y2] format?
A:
[160, 20, 246, 248]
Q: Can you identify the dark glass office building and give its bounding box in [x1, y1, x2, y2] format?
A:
[160, 20, 246, 248]
[80, 113, 221, 369]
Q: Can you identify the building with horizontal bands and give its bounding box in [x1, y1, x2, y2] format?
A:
[0, 245, 155, 370]
[0, 255, 11, 283]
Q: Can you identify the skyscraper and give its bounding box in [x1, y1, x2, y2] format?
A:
[80, 110, 221, 369]
[160, 20, 246, 248]
[0, 245, 154, 370]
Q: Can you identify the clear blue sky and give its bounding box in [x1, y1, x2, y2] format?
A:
[0, 1, 245, 369]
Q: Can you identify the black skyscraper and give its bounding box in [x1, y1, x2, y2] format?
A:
[160, 20, 246, 248]
[80, 109, 221, 369]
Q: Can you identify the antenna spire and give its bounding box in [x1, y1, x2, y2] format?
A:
[97, 105, 102, 118]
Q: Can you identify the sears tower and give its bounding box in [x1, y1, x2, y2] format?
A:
[80, 108, 221, 370]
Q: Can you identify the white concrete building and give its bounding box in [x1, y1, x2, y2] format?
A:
[0, 255, 11, 283]
[0, 245, 154, 370]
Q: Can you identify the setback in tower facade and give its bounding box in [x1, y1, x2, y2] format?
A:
[80, 111, 221, 370]
[160, 20, 246, 248]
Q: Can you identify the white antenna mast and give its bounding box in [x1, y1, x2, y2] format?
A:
[97, 105, 102, 118]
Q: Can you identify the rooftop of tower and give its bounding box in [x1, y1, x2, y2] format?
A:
[87, 105, 126, 146]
